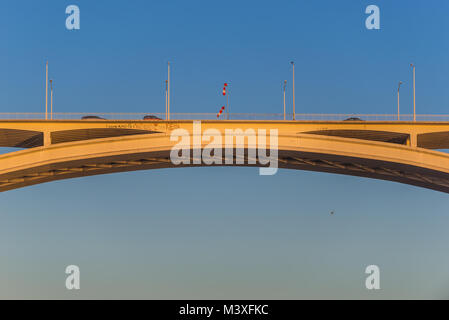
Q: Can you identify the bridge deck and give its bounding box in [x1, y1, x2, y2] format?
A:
[1, 119, 449, 149]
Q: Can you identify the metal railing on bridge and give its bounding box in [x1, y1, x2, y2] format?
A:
[1, 113, 449, 121]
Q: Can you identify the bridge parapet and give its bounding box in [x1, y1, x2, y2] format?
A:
[2, 112, 449, 121]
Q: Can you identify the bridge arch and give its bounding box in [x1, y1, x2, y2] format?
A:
[1, 133, 449, 193]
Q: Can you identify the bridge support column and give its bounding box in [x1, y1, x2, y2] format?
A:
[43, 131, 51, 147]
[407, 134, 417, 147]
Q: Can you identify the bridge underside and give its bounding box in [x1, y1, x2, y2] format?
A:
[0, 128, 43, 148]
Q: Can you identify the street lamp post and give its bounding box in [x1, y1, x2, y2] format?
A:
[167, 62, 170, 120]
[226, 84, 229, 120]
[283, 80, 287, 120]
[397, 81, 403, 121]
[411, 63, 416, 121]
[291, 61, 295, 120]
[45, 61, 48, 120]
[165, 80, 168, 120]
[50, 79, 53, 120]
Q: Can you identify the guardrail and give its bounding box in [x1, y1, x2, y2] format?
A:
[1, 113, 449, 121]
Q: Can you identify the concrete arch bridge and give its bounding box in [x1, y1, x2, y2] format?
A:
[1, 116, 449, 193]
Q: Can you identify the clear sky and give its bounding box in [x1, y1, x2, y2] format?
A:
[1, 0, 449, 299]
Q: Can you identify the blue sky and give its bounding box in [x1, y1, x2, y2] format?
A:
[2, 0, 449, 115]
[1, 0, 449, 299]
